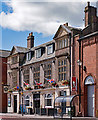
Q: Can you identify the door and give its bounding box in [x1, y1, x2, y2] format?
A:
[14, 95, 17, 113]
[87, 85, 94, 116]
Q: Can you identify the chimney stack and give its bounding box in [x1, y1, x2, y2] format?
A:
[27, 32, 34, 49]
[84, 1, 97, 27]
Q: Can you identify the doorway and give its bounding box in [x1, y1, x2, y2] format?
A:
[87, 85, 94, 116]
[14, 95, 17, 113]
[33, 93, 40, 114]
[85, 76, 95, 117]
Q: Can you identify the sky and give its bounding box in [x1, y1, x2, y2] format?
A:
[0, 0, 97, 51]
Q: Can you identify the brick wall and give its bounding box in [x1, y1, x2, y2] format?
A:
[0, 57, 7, 113]
[73, 33, 98, 117]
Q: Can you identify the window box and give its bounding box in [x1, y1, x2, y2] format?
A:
[25, 87, 32, 90]
[8, 89, 13, 93]
[62, 80, 70, 85]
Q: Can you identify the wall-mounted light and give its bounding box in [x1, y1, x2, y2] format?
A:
[77, 60, 82, 66]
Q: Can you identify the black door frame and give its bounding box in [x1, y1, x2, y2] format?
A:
[14, 95, 17, 113]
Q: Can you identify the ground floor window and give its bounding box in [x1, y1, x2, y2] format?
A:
[45, 93, 53, 107]
[25, 95, 30, 106]
[60, 91, 66, 96]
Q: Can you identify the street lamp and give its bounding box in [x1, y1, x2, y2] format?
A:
[20, 87, 24, 116]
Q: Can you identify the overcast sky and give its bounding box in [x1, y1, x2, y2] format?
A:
[0, 0, 97, 50]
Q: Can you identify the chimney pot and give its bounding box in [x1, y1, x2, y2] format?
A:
[64, 22, 68, 26]
[87, 1, 90, 6]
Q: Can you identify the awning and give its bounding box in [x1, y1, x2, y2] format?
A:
[54, 95, 79, 106]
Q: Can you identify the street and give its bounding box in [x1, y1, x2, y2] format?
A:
[0, 113, 98, 120]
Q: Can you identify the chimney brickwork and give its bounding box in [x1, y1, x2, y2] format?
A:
[27, 32, 34, 49]
[85, 2, 97, 27]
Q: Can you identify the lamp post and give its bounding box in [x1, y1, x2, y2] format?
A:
[20, 87, 24, 116]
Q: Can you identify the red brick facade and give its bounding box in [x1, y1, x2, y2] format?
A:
[72, 2, 98, 117]
[0, 57, 7, 113]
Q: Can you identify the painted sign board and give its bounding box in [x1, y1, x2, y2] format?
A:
[72, 77, 77, 91]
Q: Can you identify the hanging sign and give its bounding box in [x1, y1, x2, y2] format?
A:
[3, 85, 9, 93]
[72, 77, 77, 91]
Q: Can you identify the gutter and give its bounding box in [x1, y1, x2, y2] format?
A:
[78, 31, 98, 42]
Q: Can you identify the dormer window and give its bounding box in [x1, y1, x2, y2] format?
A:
[26, 51, 34, 61]
[36, 47, 45, 58]
[47, 44, 53, 55]
[47, 43, 55, 55]
[26, 52, 31, 61]
[36, 49, 41, 58]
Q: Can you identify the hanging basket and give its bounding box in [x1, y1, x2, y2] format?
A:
[25, 87, 32, 90]
[62, 80, 70, 86]
[8, 89, 13, 93]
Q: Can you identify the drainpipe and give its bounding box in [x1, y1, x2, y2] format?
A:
[79, 40, 81, 113]
[69, 33, 71, 96]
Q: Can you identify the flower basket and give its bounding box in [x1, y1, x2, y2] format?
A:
[62, 80, 70, 86]
[51, 82, 56, 87]
[14, 87, 17, 90]
[8, 89, 13, 93]
[25, 87, 32, 90]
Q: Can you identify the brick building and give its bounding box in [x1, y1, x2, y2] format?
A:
[73, 2, 98, 117]
[7, 25, 80, 114]
[0, 50, 10, 113]
[6, 2, 98, 117]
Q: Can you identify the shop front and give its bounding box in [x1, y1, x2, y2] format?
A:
[7, 92, 20, 113]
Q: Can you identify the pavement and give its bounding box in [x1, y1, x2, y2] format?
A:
[0, 113, 98, 120]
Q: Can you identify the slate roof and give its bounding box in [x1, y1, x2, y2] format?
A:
[14, 46, 29, 53]
[0, 50, 10, 58]
[10, 46, 29, 55]
[31, 40, 55, 51]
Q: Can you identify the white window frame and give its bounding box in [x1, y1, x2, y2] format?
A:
[36, 49, 41, 58]
[45, 93, 53, 108]
[25, 95, 30, 106]
[26, 52, 31, 61]
[47, 44, 53, 55]
[64, 39, 68, 47]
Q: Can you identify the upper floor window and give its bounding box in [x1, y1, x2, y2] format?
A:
[64, 39, 67, 47]
[26, 52, 31, 61]
[26, 51, 34, 61]
[36, 49, 41, 58]
[47, 44, 53, 55]
[12, 71, 17, 87]
[57, 39, 68, 50]
[58, 59, 66, 81]
[34, 66, 40, 84]
[23, 69, 29, 86]
[12, 56, 17, 64]
[44, 63, 52, 83]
